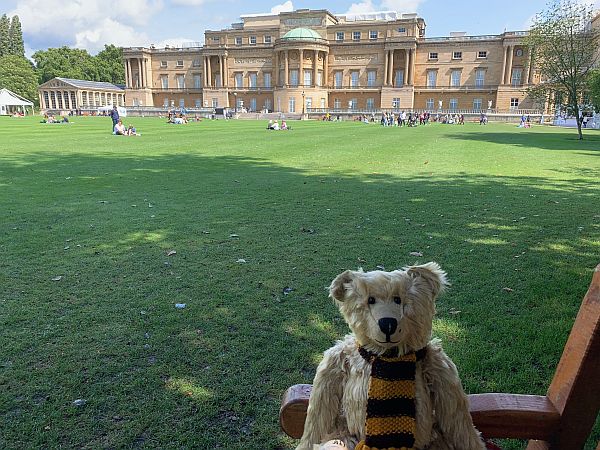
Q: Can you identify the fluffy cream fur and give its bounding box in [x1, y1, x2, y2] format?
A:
[297, 262, 485, 450]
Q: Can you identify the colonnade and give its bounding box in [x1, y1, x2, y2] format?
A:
[501, 45, 534, 85]
[274, 48, 328, 87]
[40, 89, 125, 110]
[203, 54, 229, 87]
[126, 57, 149, 88]
[383, 48, 414, 86]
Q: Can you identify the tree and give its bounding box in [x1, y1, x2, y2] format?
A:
[95, 44, 125, 84]
[589, 70, 600, 112]
[0, 14, 9, 57]
[0, 55, 38, 104]
[526, 0, 600, 139]
[32, 47, 95, 83]
[8, 15, 24, 57]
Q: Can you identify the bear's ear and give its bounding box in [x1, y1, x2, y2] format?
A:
[329, 270, 358, 302]
[406, 262, 449, 298]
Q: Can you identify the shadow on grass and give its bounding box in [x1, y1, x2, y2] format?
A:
[0, 151, 599, 449]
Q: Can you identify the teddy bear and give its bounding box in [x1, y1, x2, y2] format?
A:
[296, 262, 485, 450]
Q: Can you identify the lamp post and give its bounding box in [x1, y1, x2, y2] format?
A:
[233, 92, 237, 116]
[302, 90, 305, 118]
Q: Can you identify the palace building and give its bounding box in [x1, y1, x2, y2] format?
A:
[38, 78, 126, 112]
[122, 8, 541, 114]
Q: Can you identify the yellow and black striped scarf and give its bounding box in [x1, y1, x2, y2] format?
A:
[356, 346, 427, 450]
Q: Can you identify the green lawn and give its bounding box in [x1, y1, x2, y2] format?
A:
[1, 116, 599, 449]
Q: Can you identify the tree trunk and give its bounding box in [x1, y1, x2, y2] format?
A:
[573, 103, 583, 140]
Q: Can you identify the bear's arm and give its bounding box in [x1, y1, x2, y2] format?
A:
[425, 343, 485, 450]
[296, 344, 347, 450]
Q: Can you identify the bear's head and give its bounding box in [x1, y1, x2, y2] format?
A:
[329, 262, 448, 354]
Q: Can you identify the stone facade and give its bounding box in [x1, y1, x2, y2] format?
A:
[122, 9, 543, 113]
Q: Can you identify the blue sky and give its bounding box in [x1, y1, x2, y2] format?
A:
[3, 0, 599, 56]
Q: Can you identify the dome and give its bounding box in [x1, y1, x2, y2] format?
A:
[281, 27, 323, 41]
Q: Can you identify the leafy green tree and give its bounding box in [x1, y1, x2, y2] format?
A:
[0, 55, 38, 104]
[0, 14, 9, 57]
[95, 44, 125, 84]
[8, 15, 24, 57]
[526, 0, 600, 139]
[589, 70, 600, 112]
[32, 46, 95, 83]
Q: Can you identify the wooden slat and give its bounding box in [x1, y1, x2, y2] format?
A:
[468, 394, 560, 440]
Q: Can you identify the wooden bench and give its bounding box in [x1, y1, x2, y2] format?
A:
[280, 264, 600, 450]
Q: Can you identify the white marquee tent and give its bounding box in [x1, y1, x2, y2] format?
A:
[0, 88, 34, 115]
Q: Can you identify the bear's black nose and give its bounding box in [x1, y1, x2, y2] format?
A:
[378, 318, 398, 337]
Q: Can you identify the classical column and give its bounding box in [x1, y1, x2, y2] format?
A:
[314, 49, 318, 87]
[140, 59, 145, 88]
[223, 53, 228, 87]
[207, 56, 212, 87]
[384, 51, 389, 86]
[299, 49, 304, 86]
[410, 49, 416, 86]
[501, 46, 508, 85]
[506, 45, 514, 85]
[219, 56, 224, 87]
[323, 51, 328, 86]
[388, 50, 394, 87]
[284, 50, 289, 86]
[203, 57, 208, 86]
[126, 59, 132, 87]
[404, 49, 410, 86]
[143, 58, 148, 88]
[274, 51, 279, 87]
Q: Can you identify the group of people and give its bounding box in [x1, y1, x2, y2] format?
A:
[439, 114, 465, 125]
[109, 105, 139, 136]
[518, 114, 532, 128]
[41, 113, 69, 124]
[379, 111, 432, 127]
[266, 119, 290, 130]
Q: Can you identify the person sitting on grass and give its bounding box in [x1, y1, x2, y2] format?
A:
[281, 120, 290, 130]
[113, 119, 127, 135]
[127, 124, 140, 136]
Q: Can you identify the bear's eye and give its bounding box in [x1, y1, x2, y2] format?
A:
[393, 296, 402, 304]
[368, 296, 376, 305]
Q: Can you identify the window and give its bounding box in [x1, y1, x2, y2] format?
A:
[367, 70, 376, 87]
[473, 98, 482, 111]
[213, 37, 220, 43]
[176, 60, 184, 67]
[161, 75, 168, 89]
[428, 52, 438, 60]
[249, 36, 256, 45]
[366, 98, 375, 110]
[236, 97, 243, 109]
[235, 73, 243, 88]
[290, 69, 299, 87]
[335, 71, 343, 88]
[427, 70, 437, 87]
[426, 98, 435, 110]
[264, 98, 272, 111]
[349, 98, 357, 110]
[449, 98, 458, 110]
[451, 70, 461, 87]
[398, 27, 406, 33]
[510, 97, 519, 108]
[264, 35, 272, 44]
[475, 69, 485, 87]
[452, 51, 462, 59]
[320, 98, 326, 109]
[250, 98, 256, 111]
[163, 98, 169, 108]
[350, 71, 359, 87]
[176, 75, 185, 89]
[160, 61, 167, 68]
[353, 31, 361, 41]
[212, 98, 218, 108]
[249, 73, 257, 88]
[477, 51, 487, 59]
[264, 72, 271, 88]
[193, 59, 201, 67]
[195, 99, 201, 108]
[334, 98, 341, 109]
[303, 70, 312, 87]
[369, 30, 378, 40]
[392, 98, 400, 108]
[215, 74, 222, 87]
[317, 71, 323, 87]
[235, 36, 242, 45]
[193, 74, 202, 89]
[289, 97, 296, 113]
[179, 99, 185, 108]
[306, 97, 312, 109]
[511, 68, 523, 86]
[336, 32, 344, 41]
[515, 48, 523, 57]
[395, 69, 404, 87]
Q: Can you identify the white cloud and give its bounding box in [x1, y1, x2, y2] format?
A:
[171, 0, 207, 5]
[10, 0, 164, 53]
[271, 1, 294, 14]
[345, 0, 425, 14]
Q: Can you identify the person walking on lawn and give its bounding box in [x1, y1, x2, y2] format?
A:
[109, 105, 119, 132]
